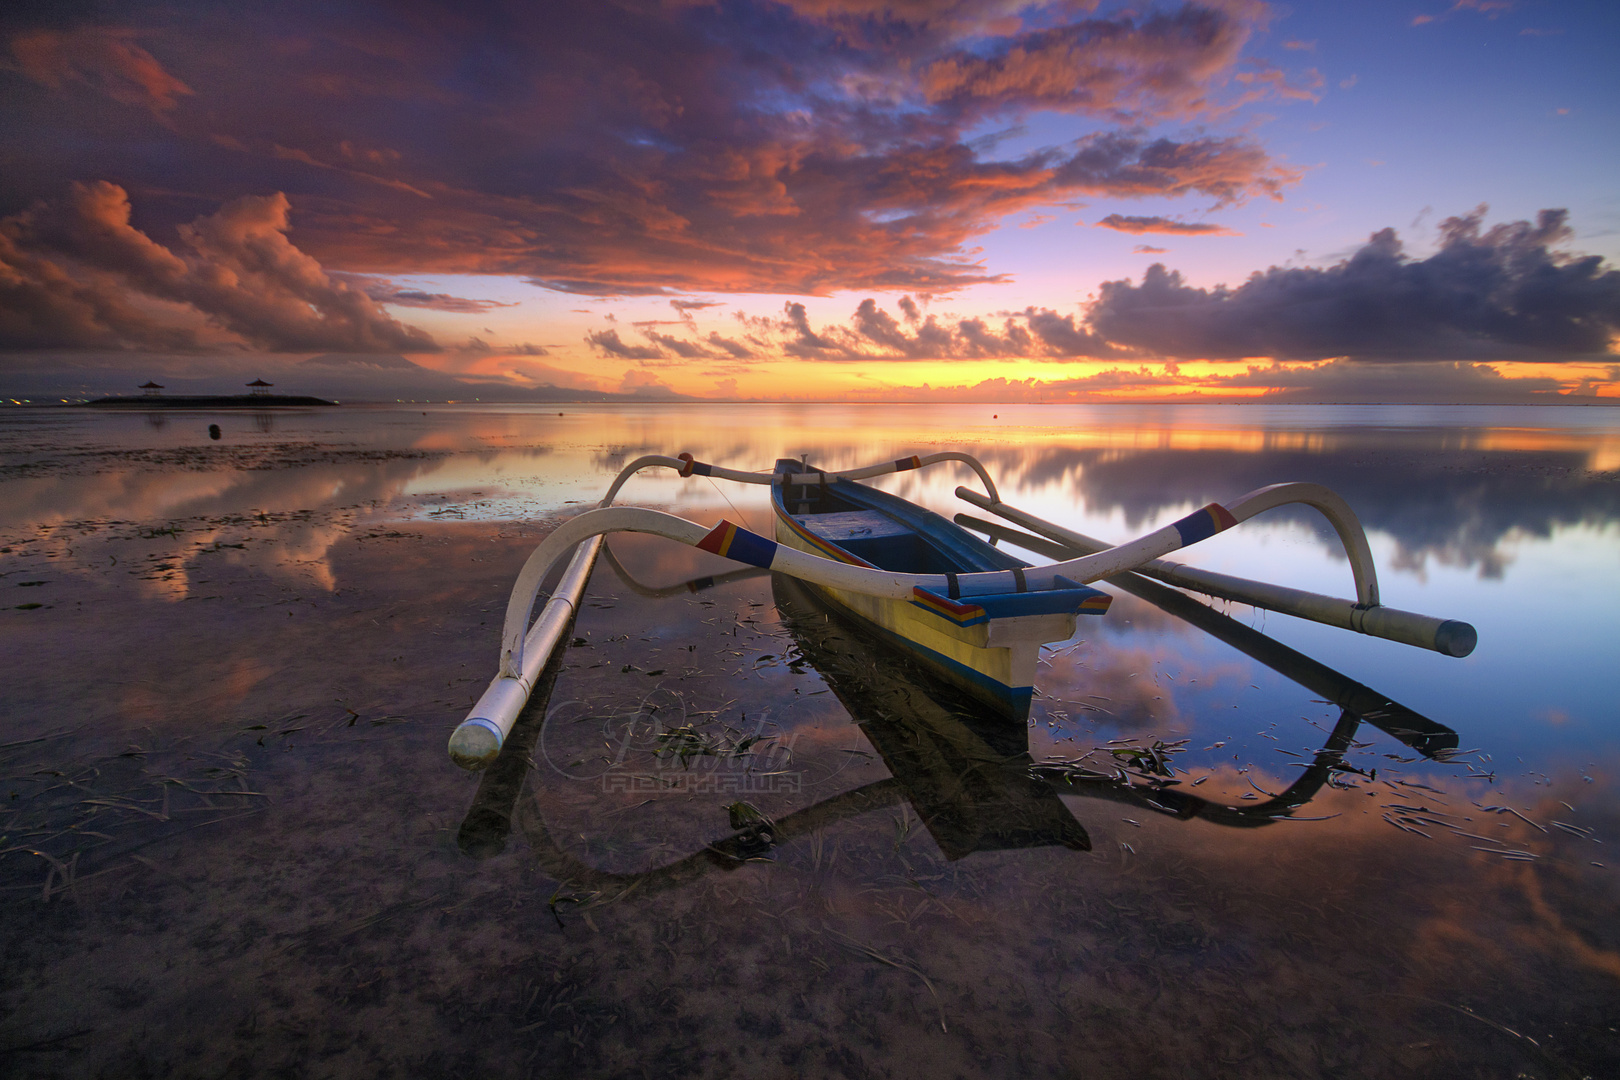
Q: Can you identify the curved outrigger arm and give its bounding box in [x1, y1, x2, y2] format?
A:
[599, 449, 999, 505]
[955, 484, 1477, 658]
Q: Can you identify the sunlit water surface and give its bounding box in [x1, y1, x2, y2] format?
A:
[1, 402, 1616, 1078]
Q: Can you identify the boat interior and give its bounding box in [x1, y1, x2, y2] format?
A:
[773, 458, 1023, 575]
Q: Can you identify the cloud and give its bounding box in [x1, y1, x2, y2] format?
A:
[585, 328, 665, 361]
[1454, 0, 1515, 17]
[0, 182, 438, 353]
[1232, 62, 1324, 103]
[619, 368, 672, 395]
[9, 27, 192, 114]
[670, 299, 723, 314]
[580, 294, 1123, 363]
[642, 330, 713, 359]
[704, 332, 756, 359]
[329, 273, 518, 313]
[918, 3, 1265, 123]
[1094, 214, 1238, 236]
[781, 301, 848, 358]
[1412, 1, 1514, 27]
[1205, 358, 1567, 402]
[1, 1, 1309, 297]
[1133, 244, 1168, 253]
[1050, 132, 1295, 207]
[1085, 207, 1620, 361]
[768, 297, 1119, 361]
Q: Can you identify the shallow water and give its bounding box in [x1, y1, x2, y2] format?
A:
[1, 402, 1617, 1078]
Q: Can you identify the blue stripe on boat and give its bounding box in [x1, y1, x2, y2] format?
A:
[910, 584, 1112, 626]
[1170, 503, 1238, 546]
[697, 520, 779, 567]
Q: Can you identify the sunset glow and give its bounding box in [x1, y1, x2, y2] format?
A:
[3, 1, 1617, 403]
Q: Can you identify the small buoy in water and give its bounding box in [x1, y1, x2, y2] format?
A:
[558, 412, 563, 416]
[208, 424, 221, 440]
[993, 414, 998, 419]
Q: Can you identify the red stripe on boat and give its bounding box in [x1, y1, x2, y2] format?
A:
[697, 521, 736, 557]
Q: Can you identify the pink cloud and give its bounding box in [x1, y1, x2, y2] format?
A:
[0, 183, 437, 353]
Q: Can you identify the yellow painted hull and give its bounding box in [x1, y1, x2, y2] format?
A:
[773, 510, 1074, 718]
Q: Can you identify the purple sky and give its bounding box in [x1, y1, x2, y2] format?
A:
[3, 1, 1617, 401]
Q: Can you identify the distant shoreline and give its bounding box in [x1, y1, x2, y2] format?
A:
[83, 394, 338, 409]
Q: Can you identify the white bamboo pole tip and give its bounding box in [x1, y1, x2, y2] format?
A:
[448, 718, 504, 770]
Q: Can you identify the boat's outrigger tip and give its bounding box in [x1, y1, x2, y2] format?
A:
[449, 716, 504, 770]
[1433, 620, 1478, 659]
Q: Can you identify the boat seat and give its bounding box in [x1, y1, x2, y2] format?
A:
[793, 509, 943, 570]
[793, 510, 912, 543]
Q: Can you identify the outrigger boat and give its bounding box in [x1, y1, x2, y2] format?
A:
[449, 451, 1476, 770]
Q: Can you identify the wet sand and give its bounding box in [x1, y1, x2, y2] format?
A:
[2, 405, 1617, 1078]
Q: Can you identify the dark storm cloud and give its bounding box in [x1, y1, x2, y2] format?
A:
[0, 0, 1302, 307]
[0, 182, 437, 353]
[1086, 208, 1620, 360]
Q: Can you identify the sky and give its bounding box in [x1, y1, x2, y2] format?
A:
[2, 0, 1618, 403]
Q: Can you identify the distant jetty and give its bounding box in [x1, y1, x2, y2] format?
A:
[86, 378, 336, 408]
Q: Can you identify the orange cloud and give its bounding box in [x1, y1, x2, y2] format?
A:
[9, 26, 192, 114]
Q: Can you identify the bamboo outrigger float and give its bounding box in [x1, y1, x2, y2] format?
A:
[448, 451, 1477, 769]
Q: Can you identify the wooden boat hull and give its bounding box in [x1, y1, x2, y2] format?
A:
[771, 464, 1107, 719]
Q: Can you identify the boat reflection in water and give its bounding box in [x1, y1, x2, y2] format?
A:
[771, 572, 1092, 860]
[459, 538, 1459, 886]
